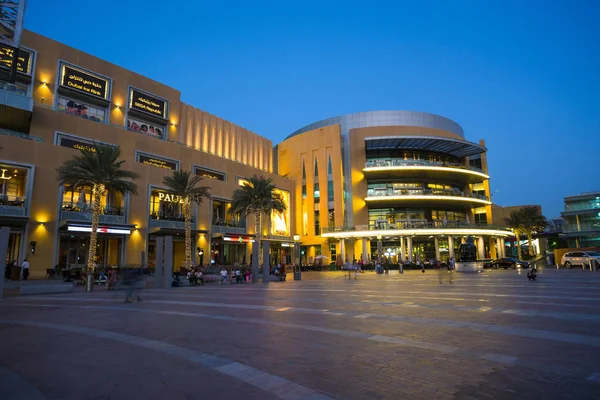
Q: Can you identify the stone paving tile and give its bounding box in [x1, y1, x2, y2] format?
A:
[2, 269, 600, 398]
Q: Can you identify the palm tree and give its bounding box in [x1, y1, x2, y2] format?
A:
[521, 206, 547, 257]
[163, 170, 211, 270]
[231, 175, 287, 281]
[57, 144, 139, 291]
[504, 210, 526, 260]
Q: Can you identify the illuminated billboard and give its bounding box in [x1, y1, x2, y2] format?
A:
[271, 188, 290, 236]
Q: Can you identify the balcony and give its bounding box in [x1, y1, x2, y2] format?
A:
[61, 203, 126, 224]
[0, 194, 27, 217]
[321, 222, 512, 238]
[562, 222, 600, 235]
[0, 86, 33, 132]
[363, 159, 489, 183]
[212, 220, 247, 235]
[149, 213, 194, 230]
[365, 188, 491, 207]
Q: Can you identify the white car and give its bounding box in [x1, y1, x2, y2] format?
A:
[560, 251, 600, 269]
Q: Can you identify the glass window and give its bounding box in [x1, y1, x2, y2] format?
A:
[149, 189, 184, 221]
[302, 184, 307, 199]
[328, 209, 335, 228]
[327, 180, 334, 202]
[0, 80, 29, 96]
[314, 210, 320, 236]
[127, 116, 165, 139]
[61, 186, 123, 215]
[57, 97, 106, 122]
[0, 165, 28, 207]
[329, 243, 336, 262]
[212, 199, 245, 228]
[314, 183, 320, 200]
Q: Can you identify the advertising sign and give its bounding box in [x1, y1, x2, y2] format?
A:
[129, 88, 168, 119]
[0, 45, 31, 74]
[127, 117, 165, 139]
[60, 63, 109, 100]
[195, 167, 225, 181]
[137, 153, 178, 171]
[271, 189, 290, 236]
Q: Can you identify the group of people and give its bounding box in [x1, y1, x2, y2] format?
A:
[186, 268, 205, 286]
[4, 259, 30, 280]
[219, 267, 251, 284]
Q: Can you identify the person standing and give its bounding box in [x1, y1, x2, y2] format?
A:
[448, 257, 455, 283]
[195, 269, 204, 286]
[21, 259, 30, 280]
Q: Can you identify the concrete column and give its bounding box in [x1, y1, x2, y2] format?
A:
[361, 237, 368, 263]
[495, 237, 502, 259]
[163, 236, 173, 289]
[399, 236, 405, 262]
[448, 236, 455, 260]
[339, 239, 346, 264]
[500, 238, 505, 257]
[477, 236, 485, 260]
[251, 240, 259, 283]
[155, 237, 164, 289]
[407, 236, 413, 262]
[262, 240, 270, 283]
[377, 240, 383, 263]
[0, 227, 10, 298]
[434, 236, 440, 261]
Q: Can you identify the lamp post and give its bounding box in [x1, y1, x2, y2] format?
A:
[293, 234, 301, 280]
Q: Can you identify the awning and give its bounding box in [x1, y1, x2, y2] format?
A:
[0, 215, 29, 227]
[365, 136, 486, 157]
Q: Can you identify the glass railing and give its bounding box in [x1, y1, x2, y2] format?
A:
[366, 188, 489, 201]
[0, 128, 43, 142]
[322, 222, 509, 234]
[212, 219, 246, 229]
[365, 159, 487, 174]
[563, 223, 600, 233]
[564, 202, 600, 212]
[150, 213, 194, 223]
[62, 202, 124, 215]
[0, 194, 26, 207]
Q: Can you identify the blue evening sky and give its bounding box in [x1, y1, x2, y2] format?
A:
[24, 0, 599, 217]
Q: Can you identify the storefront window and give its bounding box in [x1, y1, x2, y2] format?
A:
[0, 80, 28, 96]
[0, 165, 27, 206]
[212, 199, 245, 228]
[61, 187, 123, 215]
[149, 189, 186, 221]
[57, 96, 107, 122]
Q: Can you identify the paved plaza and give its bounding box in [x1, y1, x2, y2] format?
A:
[1, 268, 600, 399]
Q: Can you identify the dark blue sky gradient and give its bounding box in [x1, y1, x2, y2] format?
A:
[24, 0, 600, 217]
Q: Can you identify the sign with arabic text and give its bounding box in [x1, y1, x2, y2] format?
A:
[129, 88, 168, 119]
[60, 63, 109, 99]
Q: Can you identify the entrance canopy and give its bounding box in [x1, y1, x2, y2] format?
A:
[322, 227, 512, 239]
[365, 136, 486, 158]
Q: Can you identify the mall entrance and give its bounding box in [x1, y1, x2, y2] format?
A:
[58, 232, 124, 268]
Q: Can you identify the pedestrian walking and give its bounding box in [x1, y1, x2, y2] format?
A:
[437, 260, 444, 284]
[219, 267, 227, 284]
[123, 269, 142, 303]
[21, 259, 30, 280]
[448, 258, 455, 283]
[235, 268, 241, 283]
[354, 263, 359, 279]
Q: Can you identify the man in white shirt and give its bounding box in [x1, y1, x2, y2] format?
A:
[219, 268, 227, 284]
[22, 259, 30, 280]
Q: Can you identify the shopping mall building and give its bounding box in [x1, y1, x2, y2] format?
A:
[277, 111, 512, 265]
[0, 30, 295, 278]
[1, 29, 512, 278]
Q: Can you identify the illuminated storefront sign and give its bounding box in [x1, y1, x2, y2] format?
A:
[129, 88, 168, 119]
[137, 153, 178, 171]
[59, 136, 97, 153]
[0, 45, 32, 75]
[271, 188, 290, 236]
[67, 226, 131, 235]
[195, 166, 225, 181]
[60, 63, 109, 100]
[223, 236, 255, 243]
[0, 169, 12, 180]
[157, 192, 183, 204]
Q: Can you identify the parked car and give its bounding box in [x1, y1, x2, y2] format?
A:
[560, 251, 600, 269]
[492, 257, 529, 269]
[481, 258, 494, 268]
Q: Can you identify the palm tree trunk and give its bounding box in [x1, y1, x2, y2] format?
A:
[527, 231, 534, 257]
[515, 231, 522, 260]
[86, 183, 104, 292]
[184, 198, 192, 270]
[256, 212, 262, 269]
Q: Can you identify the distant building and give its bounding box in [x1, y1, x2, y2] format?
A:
[560, 192, 600, 248]
[491, 204, 542, 227]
